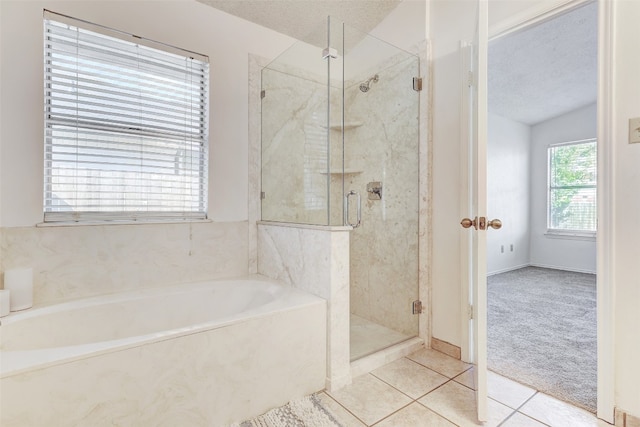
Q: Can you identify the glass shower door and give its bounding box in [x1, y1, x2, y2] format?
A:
[339, 23, 421, 360]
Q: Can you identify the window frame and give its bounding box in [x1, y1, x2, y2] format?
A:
[42, 10, 209, 224]
[546, 138, 597, 238]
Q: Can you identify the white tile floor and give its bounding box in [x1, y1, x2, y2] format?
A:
[322, 348, 613, 427]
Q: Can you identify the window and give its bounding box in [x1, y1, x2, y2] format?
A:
[548, 139, 597, 233]
[44, 11, 209, 223]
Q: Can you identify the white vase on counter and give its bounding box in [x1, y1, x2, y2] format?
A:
[0, 289, 10, 317]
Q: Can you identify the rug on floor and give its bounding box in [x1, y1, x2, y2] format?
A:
[488, 266, 597, 413]
[231, 394, 343, 427]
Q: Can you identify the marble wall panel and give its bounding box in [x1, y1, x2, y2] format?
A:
[0, 221, 249, 306]
[257, 222, 351, 390]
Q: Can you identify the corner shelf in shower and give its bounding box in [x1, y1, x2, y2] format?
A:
[321, 168, 363, 176]
[329, 121, 364, 131]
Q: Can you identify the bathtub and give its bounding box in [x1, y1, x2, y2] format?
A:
[0, 276, 327, 426]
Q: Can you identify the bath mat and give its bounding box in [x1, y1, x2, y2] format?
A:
[231, 394, 343, 427]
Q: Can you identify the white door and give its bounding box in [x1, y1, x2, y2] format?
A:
[460, 0, 491, 422]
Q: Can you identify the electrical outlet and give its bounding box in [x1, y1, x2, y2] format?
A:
[510, 244, 514, 252]
[501, 245, 504, 253]
[629, 117, 640, 144]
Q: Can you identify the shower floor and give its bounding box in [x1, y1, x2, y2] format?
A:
[350, 314, 412, 361]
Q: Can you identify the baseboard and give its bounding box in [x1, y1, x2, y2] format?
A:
[325, 373, 352, 393]
[615, 408, 640, 427]
[488, 263, 597, 276]
[431, 337, 461, 360]
[529, 263, 596, 275]
[487, 263, 531, 276]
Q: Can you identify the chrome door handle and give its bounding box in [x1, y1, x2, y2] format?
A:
[345, 190, 361, 228]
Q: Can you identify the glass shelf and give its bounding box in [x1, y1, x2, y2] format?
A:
[321, 168, 363, 175]
[329, 121, 363, 131]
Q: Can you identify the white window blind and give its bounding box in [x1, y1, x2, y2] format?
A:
[44, 11, 209, 223]
[548, 139, 597, 232]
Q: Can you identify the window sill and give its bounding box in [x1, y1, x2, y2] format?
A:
[36, 218, 213, 228]
[545, 230, 596, 241]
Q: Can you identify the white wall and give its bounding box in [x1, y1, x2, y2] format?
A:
[487, 113, 531, 275]
[530, 103, 597, 273]
[611, 0, 640, 417]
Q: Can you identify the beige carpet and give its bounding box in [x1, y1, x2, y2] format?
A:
[487, 266, 597, 413]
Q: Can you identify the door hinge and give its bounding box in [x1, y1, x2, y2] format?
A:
[260, 191, 266, 199]
[412, 300, 423, 315]
[412, 77, 423, 92]
[468, 304, 474, 320]
[260, 89, 265, 99]
[467, 71, 474, 88]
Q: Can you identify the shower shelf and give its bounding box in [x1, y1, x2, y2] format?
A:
[321, 168, 363, 175]
[329, 121, 363, 131]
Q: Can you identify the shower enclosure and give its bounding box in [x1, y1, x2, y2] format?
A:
[261, 17, 421, 362]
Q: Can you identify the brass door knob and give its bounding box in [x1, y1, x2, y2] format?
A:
[461, 218, 476, 229]
[487, 219, 502, 230]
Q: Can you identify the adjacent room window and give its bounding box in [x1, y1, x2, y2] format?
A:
[43, 11, 209, 223]
[547, 139, 597, 233]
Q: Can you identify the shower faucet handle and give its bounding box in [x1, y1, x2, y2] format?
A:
[367, 182, 382, 200]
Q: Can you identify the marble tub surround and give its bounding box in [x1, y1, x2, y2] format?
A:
[1, 277, 327, 426]
[257, 222, 351, 391]
[0, 220, 248, 306]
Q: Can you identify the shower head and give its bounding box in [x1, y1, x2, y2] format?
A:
[359, 74, 379, 93]
[359, 81, 371, 92]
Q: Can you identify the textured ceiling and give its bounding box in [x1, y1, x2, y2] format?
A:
[196, 0, 402, 44]
[197, 0, 595, 126]
[488, 1, 597, 125]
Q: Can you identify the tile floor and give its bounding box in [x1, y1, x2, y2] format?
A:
[320, 348, 612, 427]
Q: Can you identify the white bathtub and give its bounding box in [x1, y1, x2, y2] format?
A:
[0, 276, 327, 426]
